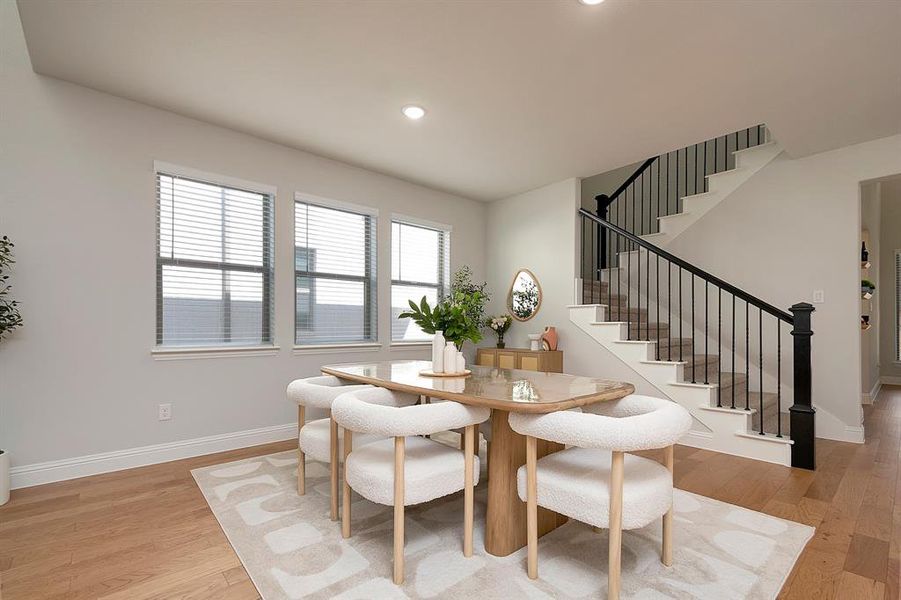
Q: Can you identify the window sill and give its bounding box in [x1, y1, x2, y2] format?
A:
[390, 341, 433, 350]
[152, 345, 280, 360]
[292, 342, 382, 356]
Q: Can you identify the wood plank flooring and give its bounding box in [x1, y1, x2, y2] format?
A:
[1, 387, 899, 599]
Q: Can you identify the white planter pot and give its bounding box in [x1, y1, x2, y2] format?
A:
[0, 450, 9, 506]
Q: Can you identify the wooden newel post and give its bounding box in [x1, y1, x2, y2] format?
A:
[789, 302, 815, 470]
[595, 194, 609, 273]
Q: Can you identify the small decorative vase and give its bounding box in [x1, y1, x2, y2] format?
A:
[456, 352, 466, 373]
[540, 326, 558, 351]
[432, 330, 446, 373]
[496, 332, 505, 349]
[444, 342, 458, 374]
[529, 333, 541, 351]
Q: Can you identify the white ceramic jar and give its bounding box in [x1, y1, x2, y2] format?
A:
[444, 342, 457, 374]
[432, 330, 446, 373]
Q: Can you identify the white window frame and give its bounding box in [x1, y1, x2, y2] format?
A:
[390, 215, 452, 344]
[151, 162, 277, 358]
[293, 192, 379, 349]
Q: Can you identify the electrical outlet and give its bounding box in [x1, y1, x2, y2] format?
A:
[158, 403, 172, 421]
[812, 290, 825, 303]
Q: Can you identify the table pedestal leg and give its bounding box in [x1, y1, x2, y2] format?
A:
[485, 409, 567, 557]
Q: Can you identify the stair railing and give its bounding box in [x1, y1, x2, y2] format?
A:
[594, 124, 768, 270]
[579, 209, 815, 470]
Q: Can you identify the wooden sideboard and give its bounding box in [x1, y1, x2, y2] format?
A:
[475, 347, 563, 373]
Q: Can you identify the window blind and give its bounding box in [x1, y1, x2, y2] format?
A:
[156, 171, 274, 347]
[295, 199, 377, 345]
[391, 220, 450, 341]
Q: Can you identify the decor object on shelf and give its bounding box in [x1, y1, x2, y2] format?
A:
[508, 269, 542, 321]
[398, 266, 489, 349]
[528, 333, 541, 351]
[861, 241, 869, 263]
[540, 326, 558, 351]
[861, 279, 875, 299]
[861, 315, 871, 331]
[486, 314, 512, 348]
[0, 235, 22, 506]
[431, 330, 446, 373]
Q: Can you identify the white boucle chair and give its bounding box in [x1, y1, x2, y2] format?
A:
[286, 376, 416, 520]
[508, 394, 692, 600]
[332, 389, 491, 585]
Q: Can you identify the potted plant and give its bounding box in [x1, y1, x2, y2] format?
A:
[0, 235, 23, 506]
[486, 314, 512, 348]
[398, 266, 489, 350]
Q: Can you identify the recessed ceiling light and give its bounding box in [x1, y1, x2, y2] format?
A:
[402, 105, 426, 120]
[579, 0, 605, 4]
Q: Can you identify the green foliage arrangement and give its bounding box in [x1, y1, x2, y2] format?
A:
[0, 236, 23, 341]
[398, 266, 490, 349]
[511, 280, 539, 319]
[861, 279, 876, 290]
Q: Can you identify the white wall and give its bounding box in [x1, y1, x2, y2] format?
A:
[666, 135, 901, 441]
[0, 3, 486, 475]
[484, 178, 660, 394]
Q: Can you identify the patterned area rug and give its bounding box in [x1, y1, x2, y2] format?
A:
[192, 448, 813, 599]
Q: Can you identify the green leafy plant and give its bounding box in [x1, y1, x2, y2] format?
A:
[398, 266, 489, 349]
[861, 279, 876, 290]
[0, 236, 23, 341]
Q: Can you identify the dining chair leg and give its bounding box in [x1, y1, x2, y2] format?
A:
[393, 436, 406, 585]
[330, 417, 339, 521]
[297, 405, 305, 496]
[526, 435, 538, 580]
[342, 429, 353, 539]
[608, 450, 624, 600]
[662, 444, 674, 567]
[463, 424, 475, 558]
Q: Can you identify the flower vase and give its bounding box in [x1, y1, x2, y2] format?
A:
[496, 333, 505, 349]
[432, 330, 446, 373]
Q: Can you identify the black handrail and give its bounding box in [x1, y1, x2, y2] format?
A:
[603, 157, 658, 207]
[579, 208, 793, 324]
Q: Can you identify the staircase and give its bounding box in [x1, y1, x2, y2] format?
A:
[574, 126, 816, 469]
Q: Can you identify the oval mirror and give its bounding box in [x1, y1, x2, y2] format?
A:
[508, 269, 542, 321]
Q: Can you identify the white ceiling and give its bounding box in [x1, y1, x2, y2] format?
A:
[16, 0, 901, 201]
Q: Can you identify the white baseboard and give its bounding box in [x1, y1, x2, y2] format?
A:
[10, 422, 297, 490]
[862, 379, 882, 405]
[881, 375, 901, 386]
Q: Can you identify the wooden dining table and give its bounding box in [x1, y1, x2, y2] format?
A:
[321, 359, 635, 557]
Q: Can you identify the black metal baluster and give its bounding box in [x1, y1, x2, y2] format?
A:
[668, 260, 672, 360]
[759, 307, 764, 435]
[715, 136, 719, 173]
[691, 274, 696, 383]
[656, 159, 661, 230]
[637, 236, 642, 338]
[777, 319, 782, 438]
[704, 280, 709, 384]
[703, 140, 708, 191]
[731, 294, 736, 409]
[717, 287, 722, 406]
[745, 300, 750, 410]
[656, 253, 660, 358]
[693, 143, 698, 195]
[627, 227, 632, 339]
[679, 269, 683, 361]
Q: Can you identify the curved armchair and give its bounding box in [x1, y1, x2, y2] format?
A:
[508, 395, 691, 600]
[332, 389, 491, 585]
[286, 376, 416, 520]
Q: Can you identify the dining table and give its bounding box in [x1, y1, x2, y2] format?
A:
[321, 359, 635, 557]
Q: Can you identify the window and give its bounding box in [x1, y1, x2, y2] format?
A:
[391, 219, 451, 342]
[294, 196, 377, 345]
[155, 165, 274, 347]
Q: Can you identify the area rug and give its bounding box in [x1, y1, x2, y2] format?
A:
[192, 448, 813, 599]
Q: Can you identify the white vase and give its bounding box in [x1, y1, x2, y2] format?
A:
[456, 352, 466, 373]
[444, 342, 458, 374]
[0, 450, 9, 506]
[529, 333, 541, 351]
[432, 331, 446, 373]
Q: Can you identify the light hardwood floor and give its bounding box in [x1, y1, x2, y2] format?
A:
[1, 388, 899, 599]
